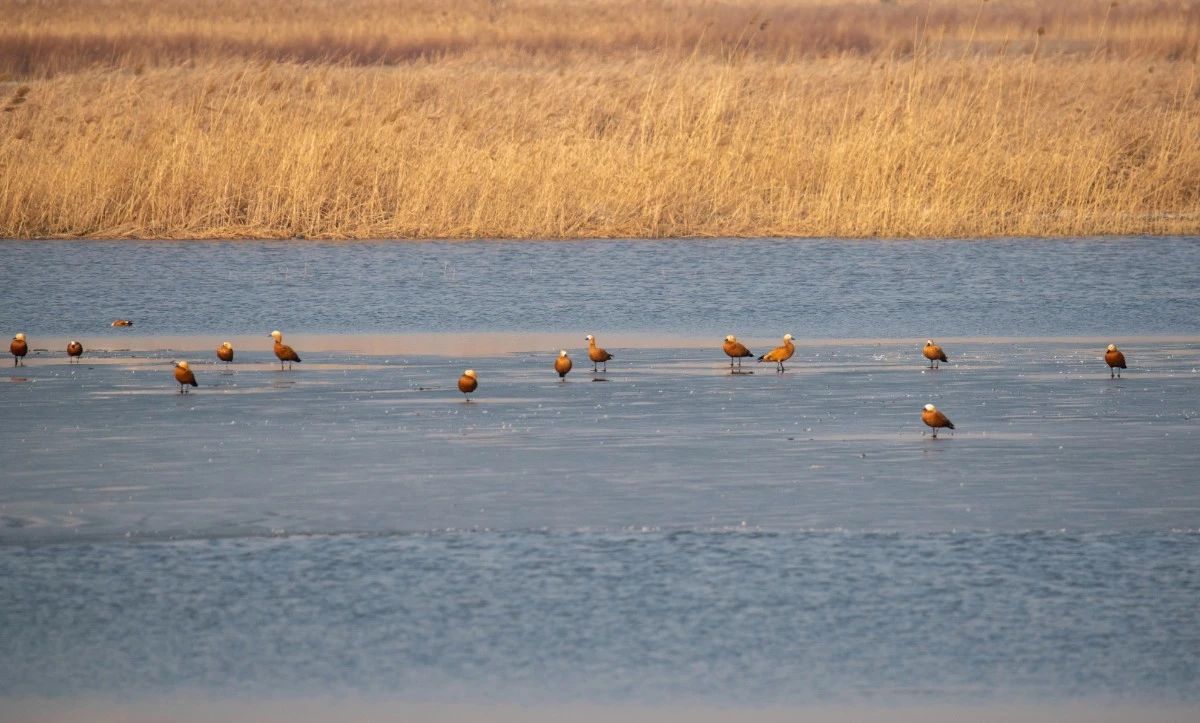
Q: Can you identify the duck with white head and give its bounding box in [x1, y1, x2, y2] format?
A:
[555, 350, 573, 380]
[173, 360, 198, 393]
[270, 330, 302, 370]
[921, 403, 955, 438]
[458, 369, 478, 401]
[1104, 344, 1127, 378]
[10, 332, 27, 366]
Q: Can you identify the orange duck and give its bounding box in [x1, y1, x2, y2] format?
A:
[923, 340, 949, 369]
[458, 369, 478, 401]
[10, 333, 27, 366]
[555, 350, 573, 380]
[1105, 344, 1127, 378]
[585, 335, 612, 373]
[921, 403, 955, 438]
[758, 333, 794, 372]
[270, 330, 301, 370]
[174, 360, 198, 393]
[723, 335, 753, 371]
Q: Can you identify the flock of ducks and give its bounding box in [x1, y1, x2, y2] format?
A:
[9, 331, 1132, 439]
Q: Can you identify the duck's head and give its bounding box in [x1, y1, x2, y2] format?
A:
[783, 333, 793, 342]
[585, 335, 594, 342]
[923, 403, 936, 412]
[559, 350, 569, 358]
[270, 330, 282, 341]
[176, 360, 190, 370]
[463, 369, 477, 379]
[14, 333, 25, 342]
[725, 335, 736, 343]
[1106, 344, 1117, 352]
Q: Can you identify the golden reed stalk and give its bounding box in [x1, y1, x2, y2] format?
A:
[1, 0, 1197, 239]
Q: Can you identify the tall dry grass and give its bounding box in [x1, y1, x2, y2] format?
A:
[0, 0, 1198, 238]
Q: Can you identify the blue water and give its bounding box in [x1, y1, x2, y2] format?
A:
[2, 237, 1199, 336]
[2, 531, 1198, 704]
[2, 239, 1199, 709]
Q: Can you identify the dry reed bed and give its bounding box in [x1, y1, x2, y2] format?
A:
[3, 0, 1198, 76]
[0, 0, 1198, 238]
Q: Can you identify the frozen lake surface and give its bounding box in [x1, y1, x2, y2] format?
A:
[2, 340, 1199, 538]
[1, 239, 1199, 712]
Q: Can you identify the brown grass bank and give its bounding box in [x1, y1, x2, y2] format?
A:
[1, 0, 1198, 239]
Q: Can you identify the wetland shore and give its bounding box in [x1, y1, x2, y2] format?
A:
[1, 0, 1198, 239]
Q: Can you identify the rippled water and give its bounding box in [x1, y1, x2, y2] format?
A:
[3, 531, 1198, 705]
[2, 239, 1199, 713]
[2, 237, 1199, 336]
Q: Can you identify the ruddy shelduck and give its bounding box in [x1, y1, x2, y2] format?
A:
[216, 341, 234, 366]
[555, 350, 573, 380]
[270, 330, 301, 370]
[723, 335, 754, 371]
[174, 360, 198, 393]
[1105, 344, 1127, 378]
[585, 334, 612, 373]
[921, 403, 955, 438]
[758, 333, 795, 372]
[67, 340, 83, 363]
[458, 369, 478, 400]
[923, 340, 948, 369]
[111, 319, 133, 327]
[10, 333, 27, 366]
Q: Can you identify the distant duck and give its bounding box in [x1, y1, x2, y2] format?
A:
[758, 333, 794, 372]
[1105, 344, 1127, 378]
[923, 340, 948, 369]
[458, 369, 478, 400]
[216, 341, 234, 366]
[10, 332, 27, 366]
[174, 360, 198, 393]
[585, 334, 612, 373]
[921, 403, 955, 438]
[555, 350, 573, 380]
[270, 330, 301, 370]
[67, 340, 83, 363]
[111, 319, 133, 327]
[723, 335, 754, 371]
